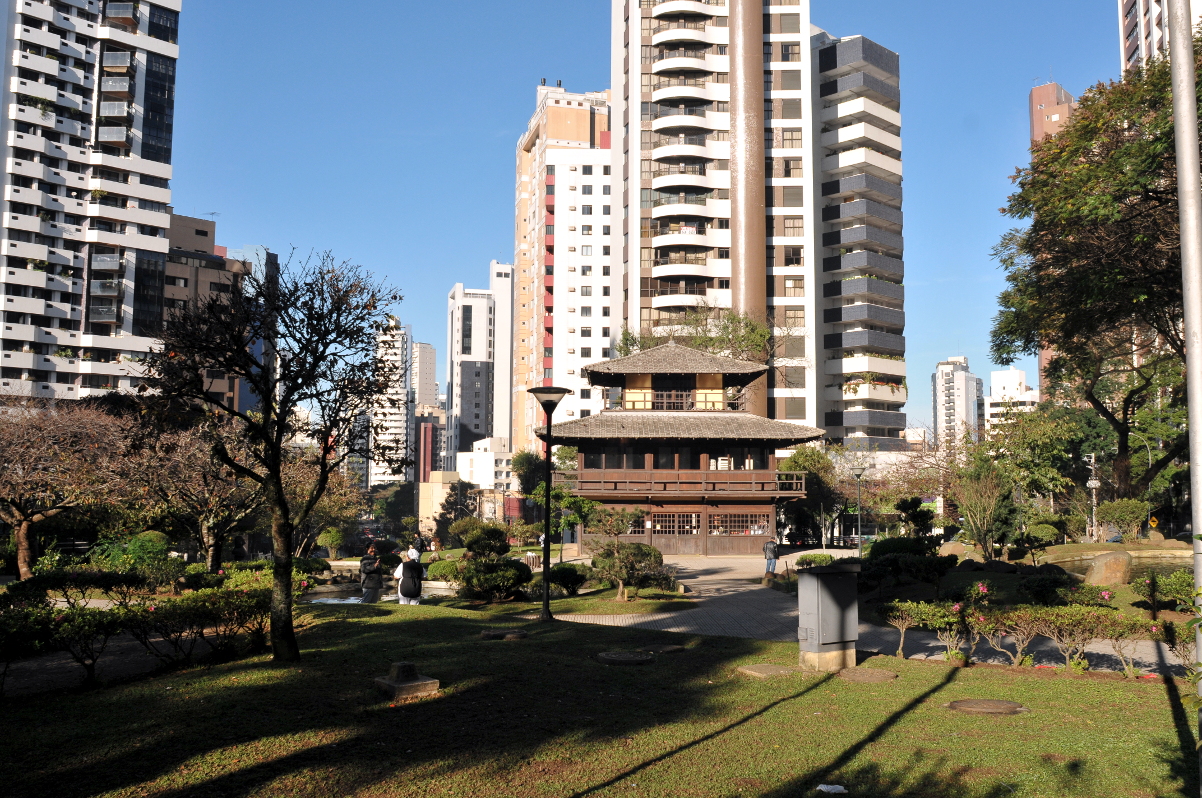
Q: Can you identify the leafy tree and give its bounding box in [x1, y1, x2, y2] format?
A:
[777, 446, 851, 544]
[986, 406, 1077, 507]
[1097, 499, 1150, 543]
[893, 497, 934, 538]
[288, 464, 367, 557]
[1013, 523, 1060, 565]
[142, 253, 407, 661]
[949, 458, 1010, 560]
[0, 403, 127, 579]
[314, 528, 345, 560]
[587, 508, 646, 538]
[511, 451, 547, 495]
[591, 541, 669, 602]
[990, 45, 1194, 498]
[463, 523, 511, 559]
[553, 446, 580, 472]
[526, 481, 598, 540]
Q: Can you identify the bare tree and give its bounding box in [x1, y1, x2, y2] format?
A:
[0, 402, 126, 579]
[949, 460, 1009, 560]
[123, 419, 264, 573]
[141, 253, 407, 661]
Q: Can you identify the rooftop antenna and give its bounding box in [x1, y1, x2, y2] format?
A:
[203, 212, 221, 218]
[541, 78, 546, 86]
[557, 79, 562, 87]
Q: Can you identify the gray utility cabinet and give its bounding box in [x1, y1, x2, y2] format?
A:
[797, 562, 859, 669]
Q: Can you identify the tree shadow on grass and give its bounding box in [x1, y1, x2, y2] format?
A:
[759, 753, 1019, 798]
[1151, 633, 1200, 797]
[0, 605, 807, 798]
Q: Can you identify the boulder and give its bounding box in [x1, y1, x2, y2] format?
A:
[1149, 530, 1165, 543]
[1037, 563, 1067, 576]
[982, 559, 1018, 574]
[938, 541, 967, 558]
[1084, 551, 1132, 586]
[1016, 564, 1040, 576]
[952, 559, 983, 572]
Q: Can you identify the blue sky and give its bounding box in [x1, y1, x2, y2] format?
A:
[170, 0, 1118, 426]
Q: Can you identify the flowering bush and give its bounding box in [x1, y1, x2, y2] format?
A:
[1130, 569, 1196, 609]
[1055, 583, 1115, 607]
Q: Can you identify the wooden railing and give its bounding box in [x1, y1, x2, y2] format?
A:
[555, 470, 805, 494]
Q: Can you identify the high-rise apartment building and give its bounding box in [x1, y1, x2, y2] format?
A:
[414, 402, 446, 484]
[983, 365, 1039, 430]
[611, 0, 907, 448]
[511, 84, 615, 456]
[368, 319, 413, 487]
[1118, 0, 1202, 70]
[410, 340, 437, 408]
[1029, 82, 1077, 142]
[932, 356, 983, 444]
[445, 266, 514, 467]
[0, 0, 182, 399]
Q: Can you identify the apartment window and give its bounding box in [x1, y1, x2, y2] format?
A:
[164, 276, 188, 287]
[546, 185, 555, 195]
[781, 44, 801, 62]
[781, 70, 802, 90]
[782, 398, 806, 420]
[781, 99, 802, 119]
[580, 388, 592, 400]
[603, 166, 611, 175]
[602, 225, 611, 235]
[718, 248, 731, 259]
[782, 129, 803, 147]
[782, 187, 805, 207]
[777, 365, 806, 387]
[544, 347, 553, 357]
[781, 336, 805, 357]
[784, 246, 803, 266]
[580, 347, 592, 358]
[602, 205, 611, 215]
[582, 225, 593, 234]
[140, 174, 170, 189]
[784, 159, 804, 177]
[544, 368, 553, 379]
[580, 307, 592, 317]
[580, 327, 593, 337]
[461, 305, 473, 355]
[546, 165, 555, 176]
[582, 165, 593, 175]
[580, 286, 593, 297]
[164, 298, 186, 309]
[582, 185, 593, 195]
[602, 250, 611, 260]
[602, 348, 612, 358]
[602, 286, 610, 296]
[208, 282, 231, 293]
[601, 327, 611, 337]
[783, 277, 804, 297]
[581, 265, 593, 276]
[784, 216, 804, 236]
[602, 185, 611, 195]
[581, 246, 593, 256]
[582, 206, 593, 215]
[777, 307, 805, 327]
[602, 307, 611, 317]
[718, 279, 730, 289]
[580, 409, 591, 418]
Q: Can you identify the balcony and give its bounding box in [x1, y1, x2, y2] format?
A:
[652, 20, 708, 35]
[821, 199, 902, 232]
[824, 276, 904, 302]
[88, 306, 117, 322]
[818, 37, 900, 84]
[555, 470, 805, 500]
[91, 253, 123, 270]
[822, 250, 903, 280]
[652, 164, 707, 179]
[97, 127, 130, 147]
[652, 252, 709, 267]
[89, 279, 121, 297]
[822, 225, 902, 255]
[619, 390, 746, 411]
[104, 3, 137, 24]
[100, 77, 133, 99]
[821, 173, 902, 205]
[101, 51, 132, 72]
[825, 410, 907, 429]
[98, 101, 130, 118]
[823, 330, 906, 354]
[819, 72, 900, 108]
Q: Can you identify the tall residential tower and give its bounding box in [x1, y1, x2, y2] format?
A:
[932, 356, 983, 444]
[0, 0, 182, 399]
[611, 0, 907, 448]
[1118, 0, 1202, 70]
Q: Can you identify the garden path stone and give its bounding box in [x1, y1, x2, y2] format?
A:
[737, 664, 810, 678]
[597, 650, 654, 666]
[946, 699, 1028, 715]
[481, 629, 528, 640]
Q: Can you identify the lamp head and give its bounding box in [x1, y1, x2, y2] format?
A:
[851, 466, 866, 479]
[528, 386, 572, 414]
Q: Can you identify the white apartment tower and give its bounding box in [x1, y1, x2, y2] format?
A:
[0, 0, 181, 399]
[410, 340, 437, 408]
[445, 265, 514, 468]
[932, 356, 983, 444]
[984, 366, 1040, 430]
[368, 319, 413, 487]
[1118, 0, 1202, 70]
[611, 0, 907, 448]
[511, 83, 617, 456]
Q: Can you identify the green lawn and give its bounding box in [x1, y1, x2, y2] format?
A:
[0, 603, 1193, 798]
[423, 587, 695, 616]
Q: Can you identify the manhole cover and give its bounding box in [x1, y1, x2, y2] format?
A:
[481, 629, 528, 641]
[946, 699, 1028, 715]
[638, 644, 684, 654]
[597, 650, 654, 666]
[838, 668, 897, 684]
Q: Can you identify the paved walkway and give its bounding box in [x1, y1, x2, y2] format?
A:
[546, 555, 1187, 675]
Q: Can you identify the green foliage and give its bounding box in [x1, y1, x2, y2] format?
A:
[591, 542, 674, 600]
[223, 566, 312, 599]
[458, 559, 533, 602]
[50, 607, 125, 686]
[1017, 575, 1068, 606]
[587, 507, 645, 538]
[893, 497, 934, 537]
[511, 451, 548, 495]
[1130, 569, 1196, 608]
[548, 562, 591, 596]
[864, 537, 933, 560]
[1012, 523, 1060, 565]
[553, 446, 579, 472]
[1097, 499, 1150, 542]
[793, 553, 834, 569]
[778, 446, 848, 542]
[1034, 605, 1115, 667]
[315, 529, 345, 559]
[434, 480, 474, 546]
[1056, 583, 1116, 607]
[0, 605, 53, 693]
[879, 600, 925, 657]
[463, 523, 511, 559]
[426, 559, 461, 583]
[2, 568, 148, 610]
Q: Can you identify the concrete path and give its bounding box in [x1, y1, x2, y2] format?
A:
[546, 555, 1187, 675]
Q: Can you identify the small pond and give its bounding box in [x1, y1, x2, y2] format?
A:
[1058, 558, 1192, 581]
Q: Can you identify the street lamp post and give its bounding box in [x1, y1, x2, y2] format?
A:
[851, 466, 866, 557]
[528, 386, 572, 623]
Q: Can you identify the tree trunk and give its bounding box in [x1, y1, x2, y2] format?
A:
[1112, 448, 1133, 499]
[203, 523, 223, 574]
[615, 579, 627, 602]
[270, 511, 301, 662]
[15, 519, 34, 580]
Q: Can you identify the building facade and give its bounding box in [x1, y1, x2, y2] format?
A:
[611, 0, 907, 448]
[455, 436, 514, 493]
[368, 318, 413, 487]
[511, 83, 616, 457]
[445, 275, 508, 466]
[984, 366, 1040, 430]
[414, 402, 446, 484]
[1029, 82, 1077, 142]
[0, 0, 183, 399]
[410, 340, 437, 408]
[1118, 0, 1202, 70]
[932, 356, 983, 444]
[488, 260, 513, 449]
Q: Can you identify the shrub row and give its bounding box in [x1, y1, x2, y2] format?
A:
[881, 600, 1174, 677]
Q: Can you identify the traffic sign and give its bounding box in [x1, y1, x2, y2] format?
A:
[1149, 516, 1159, 528]
[1086, 479, 1101, 489]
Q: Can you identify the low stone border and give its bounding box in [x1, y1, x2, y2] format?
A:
[597, 650, 654, 666]
[945, 699, 1028, 715]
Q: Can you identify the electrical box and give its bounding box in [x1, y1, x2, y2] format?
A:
[797, 562, 859, 653]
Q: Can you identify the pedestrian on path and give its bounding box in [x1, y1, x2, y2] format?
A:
[397, 553, 423, 605]
[763, 537, 779, 580]
[359, 544, 384, 603]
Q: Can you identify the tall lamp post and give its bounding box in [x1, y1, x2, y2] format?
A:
[851, 466, 866, 557]
[529, 386, 572, 623]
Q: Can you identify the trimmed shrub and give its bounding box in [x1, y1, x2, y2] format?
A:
[120, 600, 209, 666]
[0, 605, 53, 694]
[426, 559, 461, 583]
[50, 606, 125, 686]
[592, 542, 673, 600]
[794, 553, 835, 569]
[294, 557, 331, 575]
[182, 563, 225, 591]
[864, 537, 934, 561]
[1056, 583, 1115, 607]
[464, 524, 512, 559]
[880, 601, 924, 657]
[223, 566, 312, 599]
[1131, 569, 1196, 609]
[1, 569, 149, 610]
[1034, 605, 1115, 667]
[458, 559, 533, 601]
[1017, 574, 1067, 606]
[549, 562, 589, 595]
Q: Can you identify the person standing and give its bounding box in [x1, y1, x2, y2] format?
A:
[397, 553, 423, 605]
[763, 537, 780, 580]
[359, 544, 384, 603]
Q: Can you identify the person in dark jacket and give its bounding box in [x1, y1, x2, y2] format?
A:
[763, 537, 780, 580]
[360, 544, 384, 603]
[397, 553, 423, 605]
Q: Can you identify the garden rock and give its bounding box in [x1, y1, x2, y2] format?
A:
[598, 650, 654, 666]
[1017, 564, 1039, 576]
[1084, 551, 1132, 586]
[952, 559, 983, 573]
[938, 541, 966, 558]
[946, 699, 1028, 715]
[982, 560, 1018, 574]
[737, 663, 809, 678]
[374, 662, 439, 700]
[1149, 530, 1165, 543]
[481, 629, 528, 641]
[1037, 563, 1067, 576]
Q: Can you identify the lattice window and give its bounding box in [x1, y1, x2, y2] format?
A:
[708, 514, 770, 536]
[651, 513, 702, 535]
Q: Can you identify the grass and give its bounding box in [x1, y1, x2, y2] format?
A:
[0, 603, 1193, 798]
[423, 587, 695, 616]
